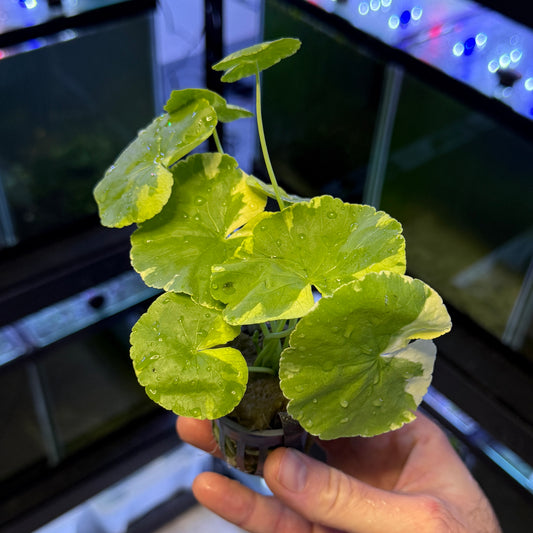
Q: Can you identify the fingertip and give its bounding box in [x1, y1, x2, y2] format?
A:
[192, 471, 226, 500]
[264, 447, 312, 494]
[176, 417, 222, 457]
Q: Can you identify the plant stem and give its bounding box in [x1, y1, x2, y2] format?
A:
[213, 128, 224, 154]
[255, 69, 285, 211]
[248, 366, 276, 376]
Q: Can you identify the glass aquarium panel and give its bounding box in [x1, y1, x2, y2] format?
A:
[380, 73, 533, 359]
[0, 14, 154, 249]
[37, 307, 155, 456]
[0, 362, 47, 482]
[262, 0, 384, 202]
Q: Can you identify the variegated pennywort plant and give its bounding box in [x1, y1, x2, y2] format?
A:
[93, 38, 451, 440]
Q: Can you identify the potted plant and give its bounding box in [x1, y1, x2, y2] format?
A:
[93, 38, 451, 475]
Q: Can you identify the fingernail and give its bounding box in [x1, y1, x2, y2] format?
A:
[277, 449, 308, 492]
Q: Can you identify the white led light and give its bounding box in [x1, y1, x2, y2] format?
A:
[453, 42, 464, 56]
[475, 33, 487, 47]
[388, 15, 400, 29]
[359, 2, 370, 15]
[510, 48, 522, 62]
[525, 78, 533, 91]
[499, 54, 511, 68]
[411, 7, 423, 20]
[370, 0, 380, 11]
[502, 87, 512, 98]
[381, 0, 392, 6]
[488, 60, 499, 73]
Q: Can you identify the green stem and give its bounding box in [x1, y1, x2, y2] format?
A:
[248, 366, 276, 376]
[212, 128, 224, 154]
[263, 329, 294, 340]
[255, 70, 285, 211]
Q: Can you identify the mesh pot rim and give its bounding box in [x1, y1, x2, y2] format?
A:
[214, 412, 309, 475]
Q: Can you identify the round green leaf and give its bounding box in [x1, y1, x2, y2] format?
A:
[131, 153, 267, 307]
[164, 88, 253, 122]
[93, 99, 217, 228]
[130, 292, 246, 419]
[212, 38, 301, 82]
[211, 196, 406, 324]
[280, 272, 452, 439]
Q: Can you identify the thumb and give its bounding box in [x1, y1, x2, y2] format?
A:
[264, 448, 449, 533]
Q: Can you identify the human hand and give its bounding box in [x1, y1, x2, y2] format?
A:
[177, 413, 501, 533]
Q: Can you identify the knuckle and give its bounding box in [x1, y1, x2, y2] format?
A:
[318, 469, 361, 522]
[414, 495, 460, 533]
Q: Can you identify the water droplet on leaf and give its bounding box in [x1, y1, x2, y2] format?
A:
[323, 361, 334, 371]
[222, 282, 236, 295]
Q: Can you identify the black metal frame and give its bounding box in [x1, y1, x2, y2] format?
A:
[0, 407, 177, 533]
[0, 0, 156, 48]
[475, 1, 533, 30]
[0, 220, 133, 327]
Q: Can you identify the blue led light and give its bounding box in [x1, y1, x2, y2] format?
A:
[400, 10, 411, 25]
[464, 37, 476, 56]
[388, 15, 400, 29]
[27, 39, 41, 50]
[358, 2, 369, 15]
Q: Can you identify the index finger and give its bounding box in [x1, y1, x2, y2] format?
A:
[176, 416, 222, 458]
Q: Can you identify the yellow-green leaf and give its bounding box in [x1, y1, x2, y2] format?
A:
[130, 293, 245, 419]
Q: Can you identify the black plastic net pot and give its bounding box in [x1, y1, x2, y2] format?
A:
[213, 412, 310, 476]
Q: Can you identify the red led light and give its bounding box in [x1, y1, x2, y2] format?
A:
[428, 25, 443, 39]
